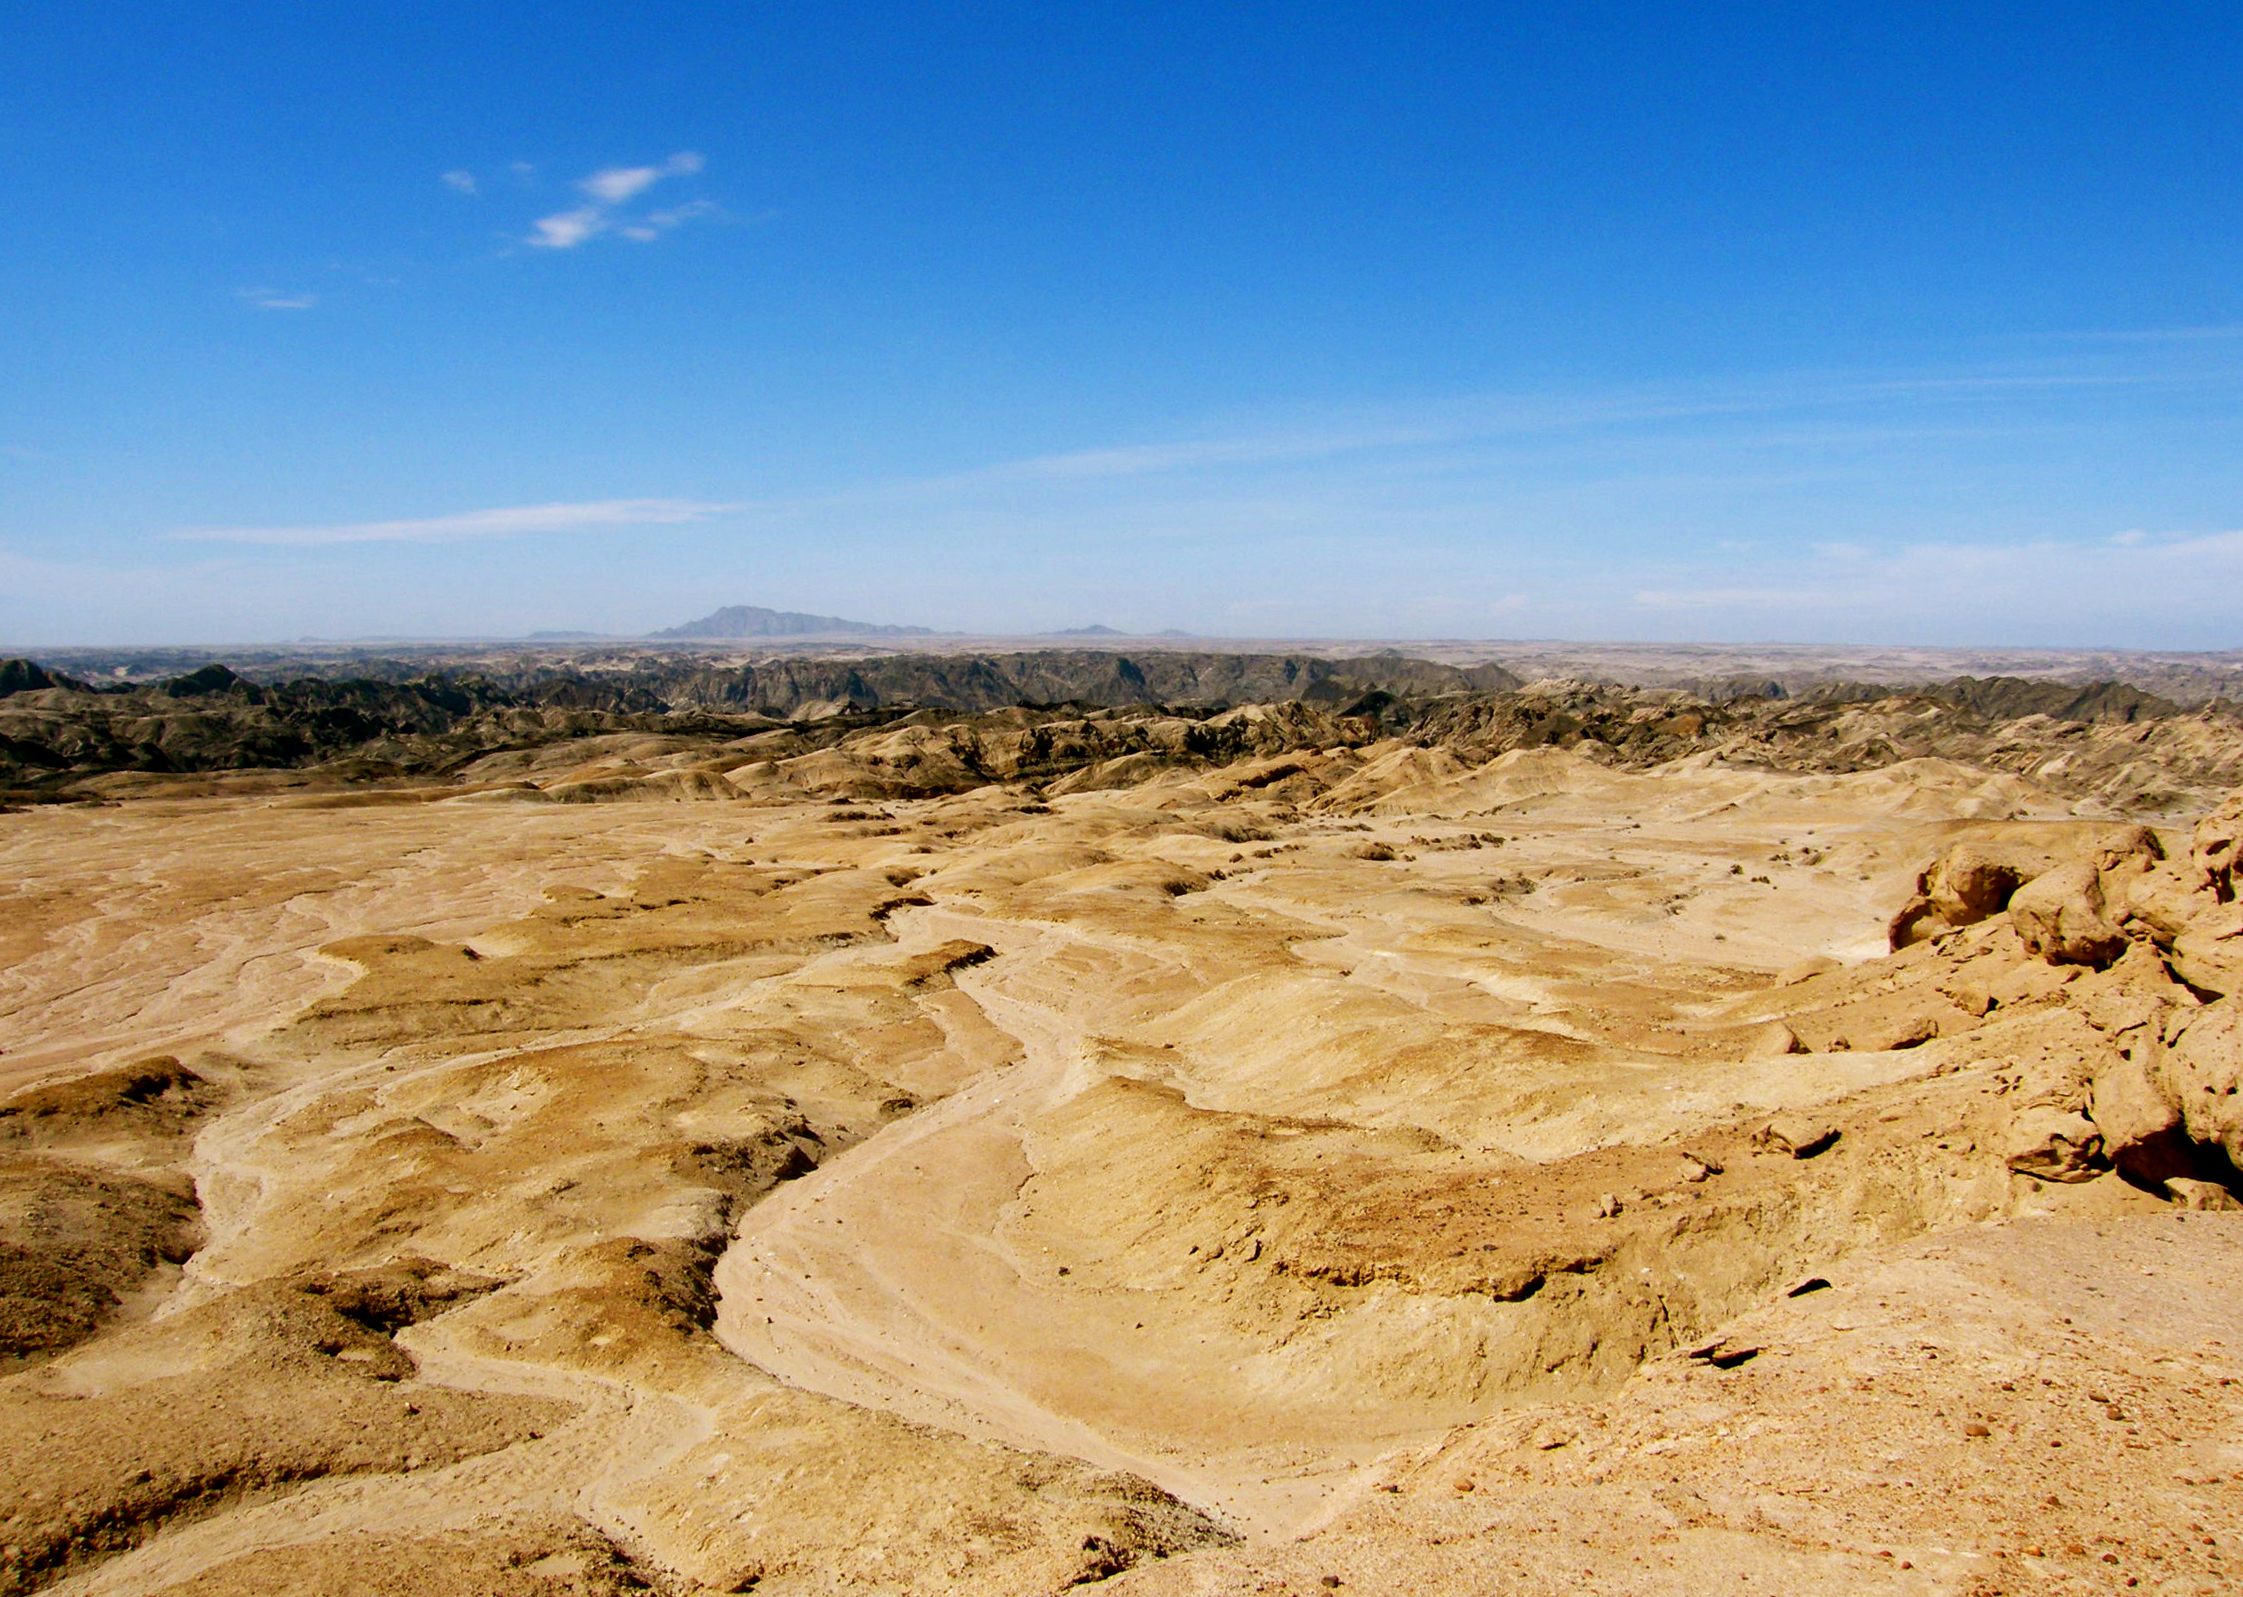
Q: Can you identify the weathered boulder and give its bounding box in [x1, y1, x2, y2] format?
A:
[1775, 955, 1840, 986]
[2010, 862, 2128, 968]
[2194, 786, 2243, 902]
[1746, 1020, 1806, 1059]
[1890, 847, 2023, 948]
[1992, 1008, 2109, 1113]
[1890, 826, 2161, 950]
[2168, 915, 2243, 1000]
[2091, 824, 2165, 874]
[2113, 860, 2202, 946]
[2164, 1176, 2242, 1211]
[2065, 945, 2189, 1039]
[2158, 999, 2243, 1168]
[2088, 1047, 2193, 1186]
[1928, 843, 2036, 923]
[1991, 1012, 2118, 1183]
[1856, 1012, 1942, 1051]
[2001, 1106, 2104, 1182]
[1972, 957, 2079, 1010]
[2112, 844, 2243, 997]
[1754, 1115, 1838, 1158]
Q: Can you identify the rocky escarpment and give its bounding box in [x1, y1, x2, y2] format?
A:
[0, 661, 726, 793]
[0, 651, 1513, 794]
[8, 651, 2243, 815]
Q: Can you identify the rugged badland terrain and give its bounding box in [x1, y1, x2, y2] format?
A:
[4, 648, 2243, 1596]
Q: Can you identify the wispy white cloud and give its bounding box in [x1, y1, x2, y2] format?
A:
[2027, 324, 2243, 344]
[1393, 592, 1533, 621]
[175, 498, 743, 547]
[238, 287, 317, 311]
[1882, 526, 2243, 580]
[581, 170, 658, 206]
[974, 426, 1446, 484]
[1633, 587, 1848, 611]
[528, 152, 710, 250]
[582, 151, 702, 204]
[441, 169, 479, 195]
[1613, 525, 2243, 639]
[618, 199, 718, 241]
[530, 207, 608, 250]
[859, 365, 2205, 502]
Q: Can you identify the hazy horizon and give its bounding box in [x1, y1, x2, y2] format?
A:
[11, 626, 2242, 665]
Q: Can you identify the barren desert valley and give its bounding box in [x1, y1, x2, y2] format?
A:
[4, 643, 2243, 1596]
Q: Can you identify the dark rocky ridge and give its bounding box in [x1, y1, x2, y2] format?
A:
[21, 638, 2243, 704]
[655, 650, 1525, 717]
[3, 653, 2239, 814]
[0, 651, 1522, 791]
[1913, 675, 2179, 723]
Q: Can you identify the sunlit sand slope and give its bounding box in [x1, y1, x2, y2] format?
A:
[2, 733, 2239, 1594]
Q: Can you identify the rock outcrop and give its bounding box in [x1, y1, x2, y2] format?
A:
[2009, 861, 2130, 966]
[1889, 825, 2162, 955]
[2000, 1105, 2105, 1181]
[2193, 784, 2243, 901]
[2160, 999, 2243, 1170]
[2089, 1046, 2195, 1185]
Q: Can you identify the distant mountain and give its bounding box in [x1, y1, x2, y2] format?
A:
[1055, 624, 1125, 636]
[651, 605, 934, 640]
[525, 630, 611, 641]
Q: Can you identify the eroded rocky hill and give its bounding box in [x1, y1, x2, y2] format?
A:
[6, 653, 2241, 817]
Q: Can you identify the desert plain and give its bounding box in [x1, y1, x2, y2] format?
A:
[4, 653, 2243, 1596]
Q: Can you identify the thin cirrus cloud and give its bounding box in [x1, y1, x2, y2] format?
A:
[238, 286, 317, 311]
[526, 152, 710, 250]
[1631, 587, 1849, 612]
[175, 498, 742, 547]
[1622, 527, 2243, 634]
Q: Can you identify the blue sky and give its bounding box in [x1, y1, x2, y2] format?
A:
[4, 2, 2241, 646]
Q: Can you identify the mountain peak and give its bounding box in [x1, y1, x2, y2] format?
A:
[651, 605, 933, 640]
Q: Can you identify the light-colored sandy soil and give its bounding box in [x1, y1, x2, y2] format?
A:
[2, 736, 2238, 1595]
